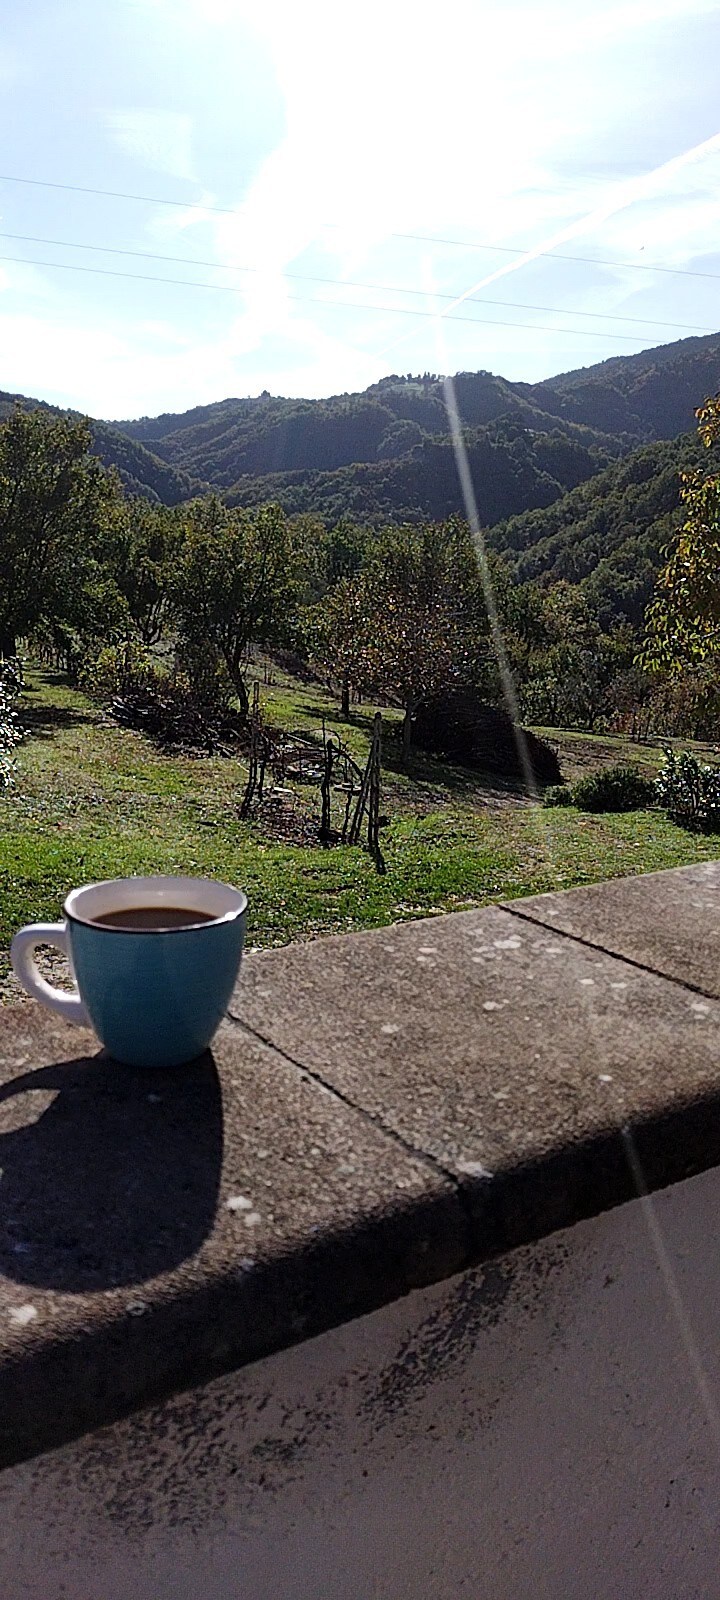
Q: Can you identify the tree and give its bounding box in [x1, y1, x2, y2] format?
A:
[530, 584, 604, 727]
[171, 497, 298, 716]
[109, 498, 182, 645]
[321, 519, 369, 588]
[306, 575, 376, 717]
[369, 519, 492, 756]
[641, 394, 720, 672]
[506, 581, 636, 732]
[286, 513, 329, 607]
[0, 406, 120, 658]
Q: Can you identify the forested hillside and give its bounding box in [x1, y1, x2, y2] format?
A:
[0, 390, 201, 506]
[489, 433, 703, 624]
[226, 419, 614, 525]
[117, 379, 621, 487]
[88, 422, 201, 504]
[539, 333, 720, 439]
[114, 332, 720, 498]
[2, 330, 719, 568]
[3, 396, 720, 792]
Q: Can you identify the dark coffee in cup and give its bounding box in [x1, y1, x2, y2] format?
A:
[91, 907, 217, 932]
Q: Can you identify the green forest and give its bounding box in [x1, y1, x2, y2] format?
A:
[3, 331, 719, 633]
[2, 345, 720, 759]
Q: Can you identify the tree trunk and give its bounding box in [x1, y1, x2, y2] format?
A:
[225, 655, 250, 720]
[401, 705, 413, 762]
[341, 673, 350, 719]
[0, 630, 16, 661]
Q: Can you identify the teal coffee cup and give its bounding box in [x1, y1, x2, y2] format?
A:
[11, 876, 247, 1068]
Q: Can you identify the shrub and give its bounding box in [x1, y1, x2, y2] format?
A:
[0, 656, 23, 789]
[173, 637, 234, 714]
[571, 764, 656, 813]
[542, 784, 574, 807]
[655, 748, 720, 830]
[80, 640, 159, 701]
[82, 638, 244, 753]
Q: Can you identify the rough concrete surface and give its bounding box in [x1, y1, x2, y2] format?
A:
[505, 860, 720, 995]
[233, 897, 720, 1248]
[3, 864, 720, 1471]
[0, 1007, 465, 1468]
[3, 1166, 720, 1600]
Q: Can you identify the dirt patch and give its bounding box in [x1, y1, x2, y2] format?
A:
[0, 947, 74, 1008]
[248, 792, 324, 846]
[548, 736, 661, 783]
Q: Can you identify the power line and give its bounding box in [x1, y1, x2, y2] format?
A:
[0, 227, 711, 336]
[0, 249, 674, 344]
[2, 169, 720, 284]
[0, 171, 242, 215]
[392, 231, 720, 284]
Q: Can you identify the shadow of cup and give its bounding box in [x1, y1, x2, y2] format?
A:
[0, 1050, 223, 1292]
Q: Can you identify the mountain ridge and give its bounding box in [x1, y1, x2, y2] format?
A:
[0, 389, 204, 505]
[106, 330, 720, 522]
[2, 332, 718, 542]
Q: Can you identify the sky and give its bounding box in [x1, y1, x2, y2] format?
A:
[1, 0, 720, 418]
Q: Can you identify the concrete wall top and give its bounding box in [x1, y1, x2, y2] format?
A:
[1, 862, 720, 1469]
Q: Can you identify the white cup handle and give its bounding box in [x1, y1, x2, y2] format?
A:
[10, 922, 90, 1027]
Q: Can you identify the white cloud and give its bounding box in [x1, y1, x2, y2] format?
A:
[104, 109, 197, 181]
[507, 0, 720, 54]
[6, 0, 720, 412]
[598, 181, 720, 267]
[0, 258, 59, 302]
[166, 0, 717, 270]
[142, 0, 719, 392]
[0, 45, 24, 85]
[0, 298, 379, 418]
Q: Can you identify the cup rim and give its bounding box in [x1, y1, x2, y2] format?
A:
[64, 875, 248, 935]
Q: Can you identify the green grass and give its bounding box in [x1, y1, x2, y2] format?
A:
[1, 668, 719, 997]
[532, 724, 720, 782]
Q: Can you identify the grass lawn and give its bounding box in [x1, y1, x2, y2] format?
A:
[1, 666, 719, 1000]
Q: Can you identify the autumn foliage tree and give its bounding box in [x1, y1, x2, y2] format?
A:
[305, 519, 492, 749]
[369, 519, 491, 756]
[642, 394, 720, 673]
[307, 575, 377, 717]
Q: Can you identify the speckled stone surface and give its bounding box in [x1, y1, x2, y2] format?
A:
[504, 861, 720, 996]
[3, 864, 720, 1471]
[0, 1008, 466, 1470]
[233, 895, 720, 1258]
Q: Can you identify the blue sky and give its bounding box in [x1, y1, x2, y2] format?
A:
[1, 0, 720, 418]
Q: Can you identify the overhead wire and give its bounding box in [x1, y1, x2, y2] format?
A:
[0, 228, 711, 336]
[1, 169, 720, 283]
[0, 249, 684, 345]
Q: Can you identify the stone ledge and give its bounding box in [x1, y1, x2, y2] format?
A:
[505, 860, 720, 996]
[0, 1011, 466, 1470]
[2, 864, 720, 1469]
[233, 880, 720, 1256]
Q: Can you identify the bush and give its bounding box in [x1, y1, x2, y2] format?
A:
[413, 692, 562, 785]
[0, 656, 23, 789]
[81, 640, 159, 701]
[542, 784, 574, 807]
[82, 638, 244, 754]
[655, 748, 720, 830]
[173, 637, 234, 714]
[571, 764, 656, 813]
